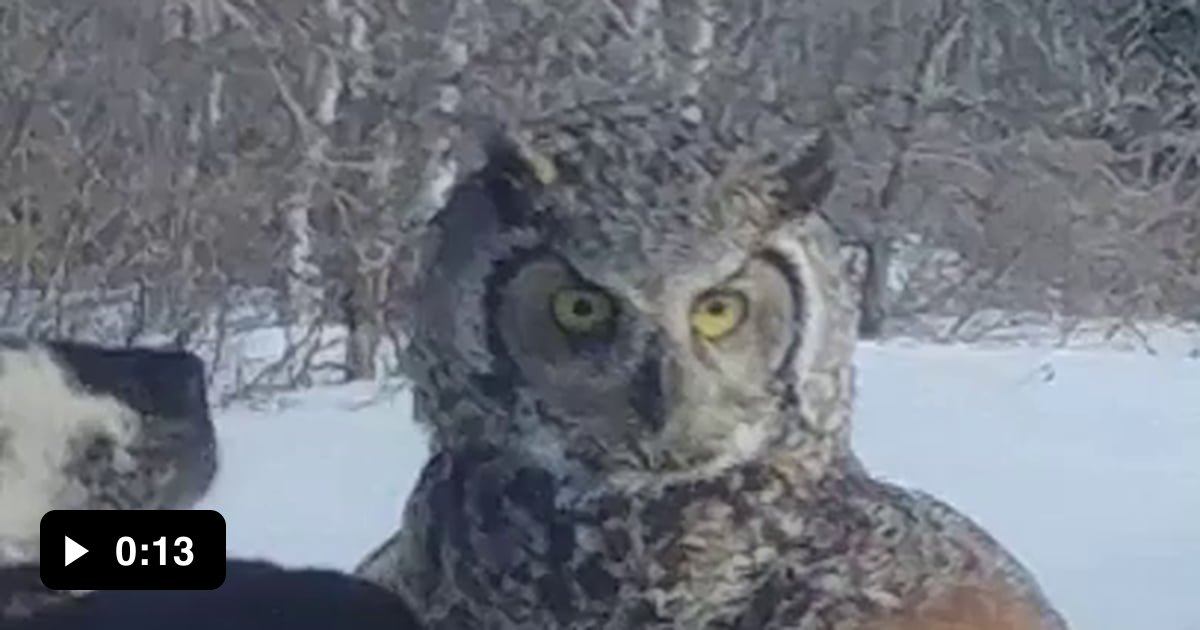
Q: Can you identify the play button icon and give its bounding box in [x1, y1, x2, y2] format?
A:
[64, 535, 88, 567]
[41, 509, 227, 590]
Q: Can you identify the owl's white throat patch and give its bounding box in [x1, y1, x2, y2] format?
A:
[730, 420, 771, 460]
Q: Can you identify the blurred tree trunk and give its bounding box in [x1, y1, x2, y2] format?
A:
[338, 0, 469, 380]
[268, 2, 344, 336]
[283, 146, 325, 330]
[859, 239, 890, 338]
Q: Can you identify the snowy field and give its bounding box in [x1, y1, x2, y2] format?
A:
[196, 340, 1200, 630]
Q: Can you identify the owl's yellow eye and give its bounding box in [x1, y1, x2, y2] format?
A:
[551, 288, 615, 335]
[690, 291, 748, 340]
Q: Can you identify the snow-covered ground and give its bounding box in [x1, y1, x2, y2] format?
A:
[197, 341, 1200, 630]
[854, 344, 1200, 630]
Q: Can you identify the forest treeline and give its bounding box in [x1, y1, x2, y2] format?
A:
[1, 0, 1197, 382]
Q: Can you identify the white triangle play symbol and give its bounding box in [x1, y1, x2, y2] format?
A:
[64, 535, 88, 567]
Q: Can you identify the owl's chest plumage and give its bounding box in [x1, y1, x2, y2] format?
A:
[390, 449, 980, 630]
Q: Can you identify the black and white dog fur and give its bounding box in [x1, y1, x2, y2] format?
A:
[5, 560, 426, 630]
[0, 338, 218, 616]
[0, 340, 424, 629]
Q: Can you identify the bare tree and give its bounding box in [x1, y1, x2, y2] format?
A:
[3, 0, 1198, 403]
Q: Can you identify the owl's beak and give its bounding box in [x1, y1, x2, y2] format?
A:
[628, 324, 686, 432]
[625, 329, 776, 470]
[628, 352, 666, 432]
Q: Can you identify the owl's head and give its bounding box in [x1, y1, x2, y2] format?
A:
[405, 105, 860, 482]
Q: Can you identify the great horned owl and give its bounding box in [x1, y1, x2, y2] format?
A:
[356, 103, 1070, 630]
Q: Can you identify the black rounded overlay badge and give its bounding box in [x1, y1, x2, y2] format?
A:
[39, 510, 226, 590]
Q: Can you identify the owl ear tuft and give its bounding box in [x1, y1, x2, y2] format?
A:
[481, 131, 558, 183]
[469, 131, 558, 226]
[516, 141, 558, 186]
[771, 129, 836, 220]
[443, 133, 532, 228]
